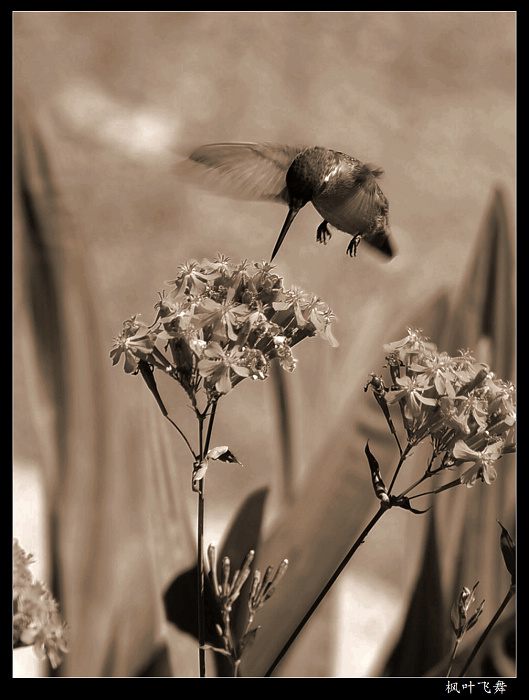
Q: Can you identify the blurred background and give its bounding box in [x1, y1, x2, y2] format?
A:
[13, 12, 515, 677]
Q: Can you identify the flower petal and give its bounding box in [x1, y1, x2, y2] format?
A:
[452, 440, 479, 462]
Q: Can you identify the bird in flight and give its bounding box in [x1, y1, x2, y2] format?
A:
[178, 141, 394, 262]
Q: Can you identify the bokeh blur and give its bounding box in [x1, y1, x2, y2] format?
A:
[13, 12, 516, 677]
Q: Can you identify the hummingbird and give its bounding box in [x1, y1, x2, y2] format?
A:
[178, 142, 394, 262]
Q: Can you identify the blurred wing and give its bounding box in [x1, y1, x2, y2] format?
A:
[177, 142, 306, 203]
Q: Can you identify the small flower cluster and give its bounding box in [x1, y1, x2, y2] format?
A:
[111, 256, 337, 402]
[366, 328, 516, 488]
[13, 539, 69, 669]
[206, 544, 288, 673]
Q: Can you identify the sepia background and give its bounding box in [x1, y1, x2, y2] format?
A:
[13, 11, 516, 677]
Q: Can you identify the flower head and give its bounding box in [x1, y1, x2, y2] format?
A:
[110, 315, 158, 374]
[383, 327, 437, 366]
[111, 256, 338, 402]
[452, 439, 504, 487]
[13, 540, 69, 669]
[367, 329, 516, 488]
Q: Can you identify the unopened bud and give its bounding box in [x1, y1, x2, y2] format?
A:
[450, 582, 484, 639]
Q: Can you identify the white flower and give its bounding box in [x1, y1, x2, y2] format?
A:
[453, 439, 504, 487]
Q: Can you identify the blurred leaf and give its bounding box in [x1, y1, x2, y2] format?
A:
[382, 516, 446, 676]
[271, 360, 294, 503]
[15, 101, 167, 677]
[238, 407, 391, 676]
[497, 521, 515, 584]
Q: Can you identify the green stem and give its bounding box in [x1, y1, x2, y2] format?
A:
[264, 503, 387, 677]
[459, 585, 515, 677]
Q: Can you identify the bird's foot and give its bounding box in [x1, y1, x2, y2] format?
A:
[346, 235, 362, 257]
[317, 221, 332, 245]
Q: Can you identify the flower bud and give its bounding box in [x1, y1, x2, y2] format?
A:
[450, 582, 484, 639]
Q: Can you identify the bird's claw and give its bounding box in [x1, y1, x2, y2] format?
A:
[346, 235, 362, 257]
[317, 221, 332, 245]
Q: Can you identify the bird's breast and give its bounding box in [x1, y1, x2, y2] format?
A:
[312, 197, 361, 235]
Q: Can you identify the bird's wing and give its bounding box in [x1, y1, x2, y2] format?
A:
[176, 142, 306, 203]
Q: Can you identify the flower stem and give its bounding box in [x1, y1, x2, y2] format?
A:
[458, 585, 515, 677]
[196, 399, 218, 678]
[204, 399, 218, 455]
[165, 414, 197, 460]
[197, 477, 206, 678]
[407, 475, 462, 501]
[264, 503, 386, 677]
[446, 637, 462, 677]
[387, 442, 412, 495]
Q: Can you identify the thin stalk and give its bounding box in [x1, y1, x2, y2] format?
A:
[196, 410, 206, 677]
[446, 638, 462, 677]
[197, 477, 206, 677]
[204, 399, 218, 455]
[264, 503, 387, 677]
[459, 585, 515, 677]
[165, 414, 197, 460]
[407, 476, 463, 501]
[138, 359, 197, 459]
[196, 399, 218, 678]
[387, 442, 413, 495]
[397, 449, 445, 500]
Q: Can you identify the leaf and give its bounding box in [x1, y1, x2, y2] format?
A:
[207, 445, 243, 465]
[381, 515, 446, 676]
[497, 521, 515, 583]
[365, 441, 389, 503]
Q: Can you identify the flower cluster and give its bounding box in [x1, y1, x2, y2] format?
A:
[366, 328, 516, 488]
[13, 539, 69, 669]
[206, 543, 288, 672]
[111, 256, 337, 402]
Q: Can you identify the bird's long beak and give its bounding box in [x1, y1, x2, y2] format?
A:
[271, 205, 301, 261]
